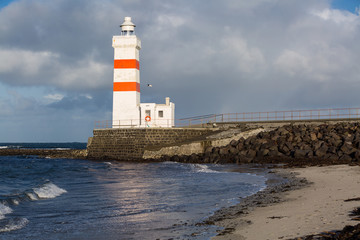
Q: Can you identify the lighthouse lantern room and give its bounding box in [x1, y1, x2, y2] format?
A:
[112, 17, 175, 128]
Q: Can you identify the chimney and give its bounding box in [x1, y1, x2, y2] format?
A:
[166, 97, 170, 106]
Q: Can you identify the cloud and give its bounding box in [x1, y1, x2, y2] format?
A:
[0, 0, 360, 141]
[44, 93, 64, 103]
[313, 8, 359, 23]
[0, 48, 58, 76]
[0, 48, 111, 90]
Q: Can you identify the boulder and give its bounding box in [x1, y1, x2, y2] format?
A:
[342, 133, 354, 142]
[236, 142, 244, 150]
[204, 146, 213, 154]
[313, 141, 325, 151]
[239, 156, 253, 163]
[294, 136, 302, 143]
[210, 154, 220, 163]
[212, 147, 220, 154]
[352, 150, 360, 161]
[256, 149, 270, 158]
[315, 146, 328, 158]
[293, 149, 308, 158]
[278, 144, 290, 155]
[340, 142, 356, 155]
[230, 140, 238, 147]
[306, 151, 314, 158]
[246, 149, 256, 159]
[339, 154, 352, 162]
[189, 153, 199, 162]
[310, 132, 317, 141]
[219, 148, 229, 155]
[229, 147, 239, 155]
[317, 132, 323, 139]
[267, 150, 282, 157]
[328, 146, 337, 154]
[324, 153, 339, 161]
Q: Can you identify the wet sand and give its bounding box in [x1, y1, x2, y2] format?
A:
[212, 165, 360, 240]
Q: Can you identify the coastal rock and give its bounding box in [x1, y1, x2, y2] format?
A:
[293, 149, 308, 158]
[155, 122, 360, 166]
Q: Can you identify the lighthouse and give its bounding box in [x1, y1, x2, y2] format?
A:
[112, 17, 141, 127]
[112, 17, 175, 128]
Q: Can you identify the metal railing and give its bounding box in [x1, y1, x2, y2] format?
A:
[177, 107, 360, 127]
[95, 108, 360, 129]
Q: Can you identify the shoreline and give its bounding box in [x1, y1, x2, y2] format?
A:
[208, 164, 360, 239]
[203, 166, 310, 236]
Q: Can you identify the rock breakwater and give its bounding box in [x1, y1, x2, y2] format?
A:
[156, 122, 360, 166]
[0, 149, 87, 159]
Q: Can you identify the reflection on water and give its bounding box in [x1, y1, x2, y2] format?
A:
[0, 157, 267, 239]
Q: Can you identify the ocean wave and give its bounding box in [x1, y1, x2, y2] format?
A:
[33, 182, 67, 199]
[25, 192, 38, 201]
[0, 203, 12, 220]
[0, 145, 21, 149]
[0, 217, 29, 233]
[191, 164, 220, 173]
[1, 182, 67, 206]
[0, 182, 66, 234]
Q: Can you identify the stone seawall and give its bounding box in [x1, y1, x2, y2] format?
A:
[152, 122, 360, 166]
[86, 128, 216, 161]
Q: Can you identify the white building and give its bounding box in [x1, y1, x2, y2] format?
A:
[112, 17, 175, 128]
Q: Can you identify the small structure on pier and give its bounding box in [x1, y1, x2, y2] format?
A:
[112, 17, 175, 128]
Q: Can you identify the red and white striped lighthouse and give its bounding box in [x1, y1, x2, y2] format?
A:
[112, 17, 141, 127]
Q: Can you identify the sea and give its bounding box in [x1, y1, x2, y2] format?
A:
[0, 143, 270, 240]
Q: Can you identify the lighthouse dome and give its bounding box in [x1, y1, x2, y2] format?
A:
[120, 17, 136, 35]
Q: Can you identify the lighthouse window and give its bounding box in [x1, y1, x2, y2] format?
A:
[158, 111, 164, 118]
[145, 110, 151, 117]
[121, 30, 135, 36]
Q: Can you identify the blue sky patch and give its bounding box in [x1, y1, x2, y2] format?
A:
[332, 0, 360, 13]
[0, 0, 14, 9]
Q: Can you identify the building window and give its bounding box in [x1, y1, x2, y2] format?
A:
[158, 111, 164, 118]
[145, 110, 151, 117]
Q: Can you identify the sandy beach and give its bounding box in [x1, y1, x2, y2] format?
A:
[212, 165, 360, 240]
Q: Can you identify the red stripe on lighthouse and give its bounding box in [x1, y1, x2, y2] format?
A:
[113, 82, 140, 92]
[114, 59, 139, 69]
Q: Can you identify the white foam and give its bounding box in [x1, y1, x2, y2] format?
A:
[0, 218, 29, 233]
[33, 183, 67, 199]
[26, 192, 38, 201]
[192, 164, 219, 173]
[0, 203, 12, 220]
[0, 146, 8, 149]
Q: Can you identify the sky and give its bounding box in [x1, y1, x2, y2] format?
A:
[0, 0, 359, 142]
